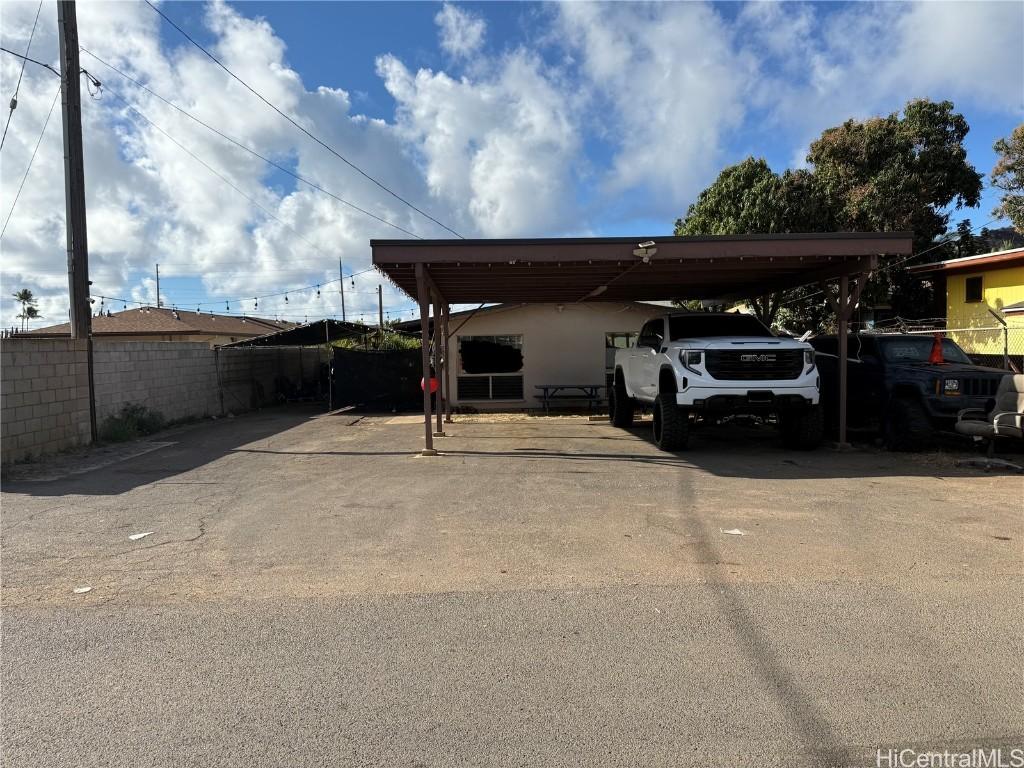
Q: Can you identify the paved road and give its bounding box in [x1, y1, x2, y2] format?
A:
[3, 409, 1022, 767]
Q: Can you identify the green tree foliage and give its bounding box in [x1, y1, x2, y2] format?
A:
[12, 288, 41, 330]
[675, 99, 984, 331]
[991, 123, 1024, 233]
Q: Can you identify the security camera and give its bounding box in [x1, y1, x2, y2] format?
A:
[638, 240, 656, 248]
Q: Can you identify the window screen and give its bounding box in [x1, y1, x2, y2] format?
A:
[964, 276, 983, 303]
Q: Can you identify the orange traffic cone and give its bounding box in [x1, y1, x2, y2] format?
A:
[928, 333, 945, 364]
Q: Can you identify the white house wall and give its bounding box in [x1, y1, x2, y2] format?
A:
[446, 302, 663, 410]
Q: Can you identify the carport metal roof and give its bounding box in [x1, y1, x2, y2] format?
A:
[369, 232, 914, 455]
[371, 232, 913, 304]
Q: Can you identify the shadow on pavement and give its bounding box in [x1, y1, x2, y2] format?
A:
[3, 405, 320, 498]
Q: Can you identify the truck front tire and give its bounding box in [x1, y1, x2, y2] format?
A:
[609, 376, 635, 427]
[780, 405, 824, 450]
[653, 394, 689, 451]
[884, 396, 933, 452]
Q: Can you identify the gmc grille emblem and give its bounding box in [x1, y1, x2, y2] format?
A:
[739, 354, 776, 362]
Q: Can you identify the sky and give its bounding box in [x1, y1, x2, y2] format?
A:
[0, 0, 1021, 329]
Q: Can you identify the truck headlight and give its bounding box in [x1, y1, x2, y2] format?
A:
[804, 349, 815, 365]
[943, 378, 959, 394]
[679, 349, 703, 375]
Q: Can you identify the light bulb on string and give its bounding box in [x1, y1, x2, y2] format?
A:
[316, 285, 321, 298]
[284, 293, 289, 303]
[226, 300, 230, 312]
[254, 297, 258, 311]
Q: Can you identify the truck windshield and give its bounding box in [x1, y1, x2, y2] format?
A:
[668, 314, 773, 340]
[878, 337, 973, 364]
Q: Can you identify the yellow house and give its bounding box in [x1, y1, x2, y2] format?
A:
[909, 246, 1024, 368]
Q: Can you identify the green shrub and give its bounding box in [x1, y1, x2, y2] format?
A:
[100, 403, 166, 442]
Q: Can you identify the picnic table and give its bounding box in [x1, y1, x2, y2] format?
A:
[534, 383, 606, 414]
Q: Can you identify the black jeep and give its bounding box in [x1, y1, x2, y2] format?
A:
[809, 334, 1007, 450]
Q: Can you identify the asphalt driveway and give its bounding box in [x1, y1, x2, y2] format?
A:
[2, 407, 1021, 767]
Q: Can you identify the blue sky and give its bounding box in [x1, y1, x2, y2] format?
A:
[1, 1, 1021, 327]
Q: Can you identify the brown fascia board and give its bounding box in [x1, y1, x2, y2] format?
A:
[371, 232, 914, 265]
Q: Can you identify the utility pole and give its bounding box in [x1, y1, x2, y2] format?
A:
[155, 263, 160, 307]
[58, 0, 96, 442]
[377, 284, 384, 346]
[338, 258, 346, 321]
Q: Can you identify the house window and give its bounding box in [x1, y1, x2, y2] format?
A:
[457, 335, 524, 400]
[965, 276, 983, 303]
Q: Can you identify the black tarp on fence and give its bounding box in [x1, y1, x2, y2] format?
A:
[332, 347, 426, 411]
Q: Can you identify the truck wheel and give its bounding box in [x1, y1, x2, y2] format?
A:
[780, 406, 824, 450]
[653, 394, 689, 451]
[884, 397, 933, 452]
[609, 377, 635, 427]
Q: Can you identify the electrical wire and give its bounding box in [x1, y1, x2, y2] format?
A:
[1, 0, 44, 152]
[0, 45, 60, 78]
[779, 217, 1003, 308]
[1, 84, 60, 240]
[79, 47, 423, 240]
[142, 0, 463, 239]
[101, 83, 344, 269]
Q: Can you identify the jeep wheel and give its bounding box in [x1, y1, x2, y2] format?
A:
[884, 396, 933, 452]
[780, 405, 824, 450]
[609, 376, 635, 427]
[652, 394, 689, 451]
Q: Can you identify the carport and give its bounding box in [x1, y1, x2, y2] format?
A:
[371, 233, 913, 453]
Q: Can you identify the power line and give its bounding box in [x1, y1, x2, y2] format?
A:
[1, 0, 44, 152]
[142, 0, 462, 239]
[1, 84, 60, 240]
[79, 47, 423, 240]
[0, 45, 60, 78]
[100, 83, 345, 268]
[779, 218, 1003, 308]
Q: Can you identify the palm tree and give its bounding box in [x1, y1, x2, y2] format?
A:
[12, 289, 40, 330]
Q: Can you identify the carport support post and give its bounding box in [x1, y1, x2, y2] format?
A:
[442, 304, 452, 424]
[415, 263, 435, 455]
[837, 274, 849, 447]
[432, 293, 445, 437]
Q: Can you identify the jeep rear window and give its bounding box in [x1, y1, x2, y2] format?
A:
[668, 314, 773, 340]
[879, 337, 972, 364]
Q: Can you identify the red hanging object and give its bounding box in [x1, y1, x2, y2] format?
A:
[420, 376, 438, 393]
[928, 333, 945, 364]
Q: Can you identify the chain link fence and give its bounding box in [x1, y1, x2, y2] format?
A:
[869, 318, 1023, 372]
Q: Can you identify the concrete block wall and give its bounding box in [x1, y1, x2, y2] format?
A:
[93, 341, 221, 424]
[1, 338, 92, 464]
[2, 340, 328, 464]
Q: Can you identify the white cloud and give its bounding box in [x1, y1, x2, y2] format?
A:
[1, 0, 1020, 328]
[555, 2, 753, 218]
[435, 4, 486, 60]
[377, 49, 581, 237]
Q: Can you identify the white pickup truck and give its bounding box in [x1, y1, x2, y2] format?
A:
[610, 312, 823, 450]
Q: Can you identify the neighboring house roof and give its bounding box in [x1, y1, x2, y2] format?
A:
[24, 307, 295, 338]
[1002, 300, 1024, 316]
[907, 247, 1024, 276]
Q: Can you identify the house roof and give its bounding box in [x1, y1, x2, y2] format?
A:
[371, 232, 913, 304]
[1002, 300, 1024, 315]
[25, 307, 295, 338]
[907, 246, 1024, 276]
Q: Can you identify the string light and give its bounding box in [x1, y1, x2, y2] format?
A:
[316, 284, 320, 298]
[226, 300, 230, 312]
